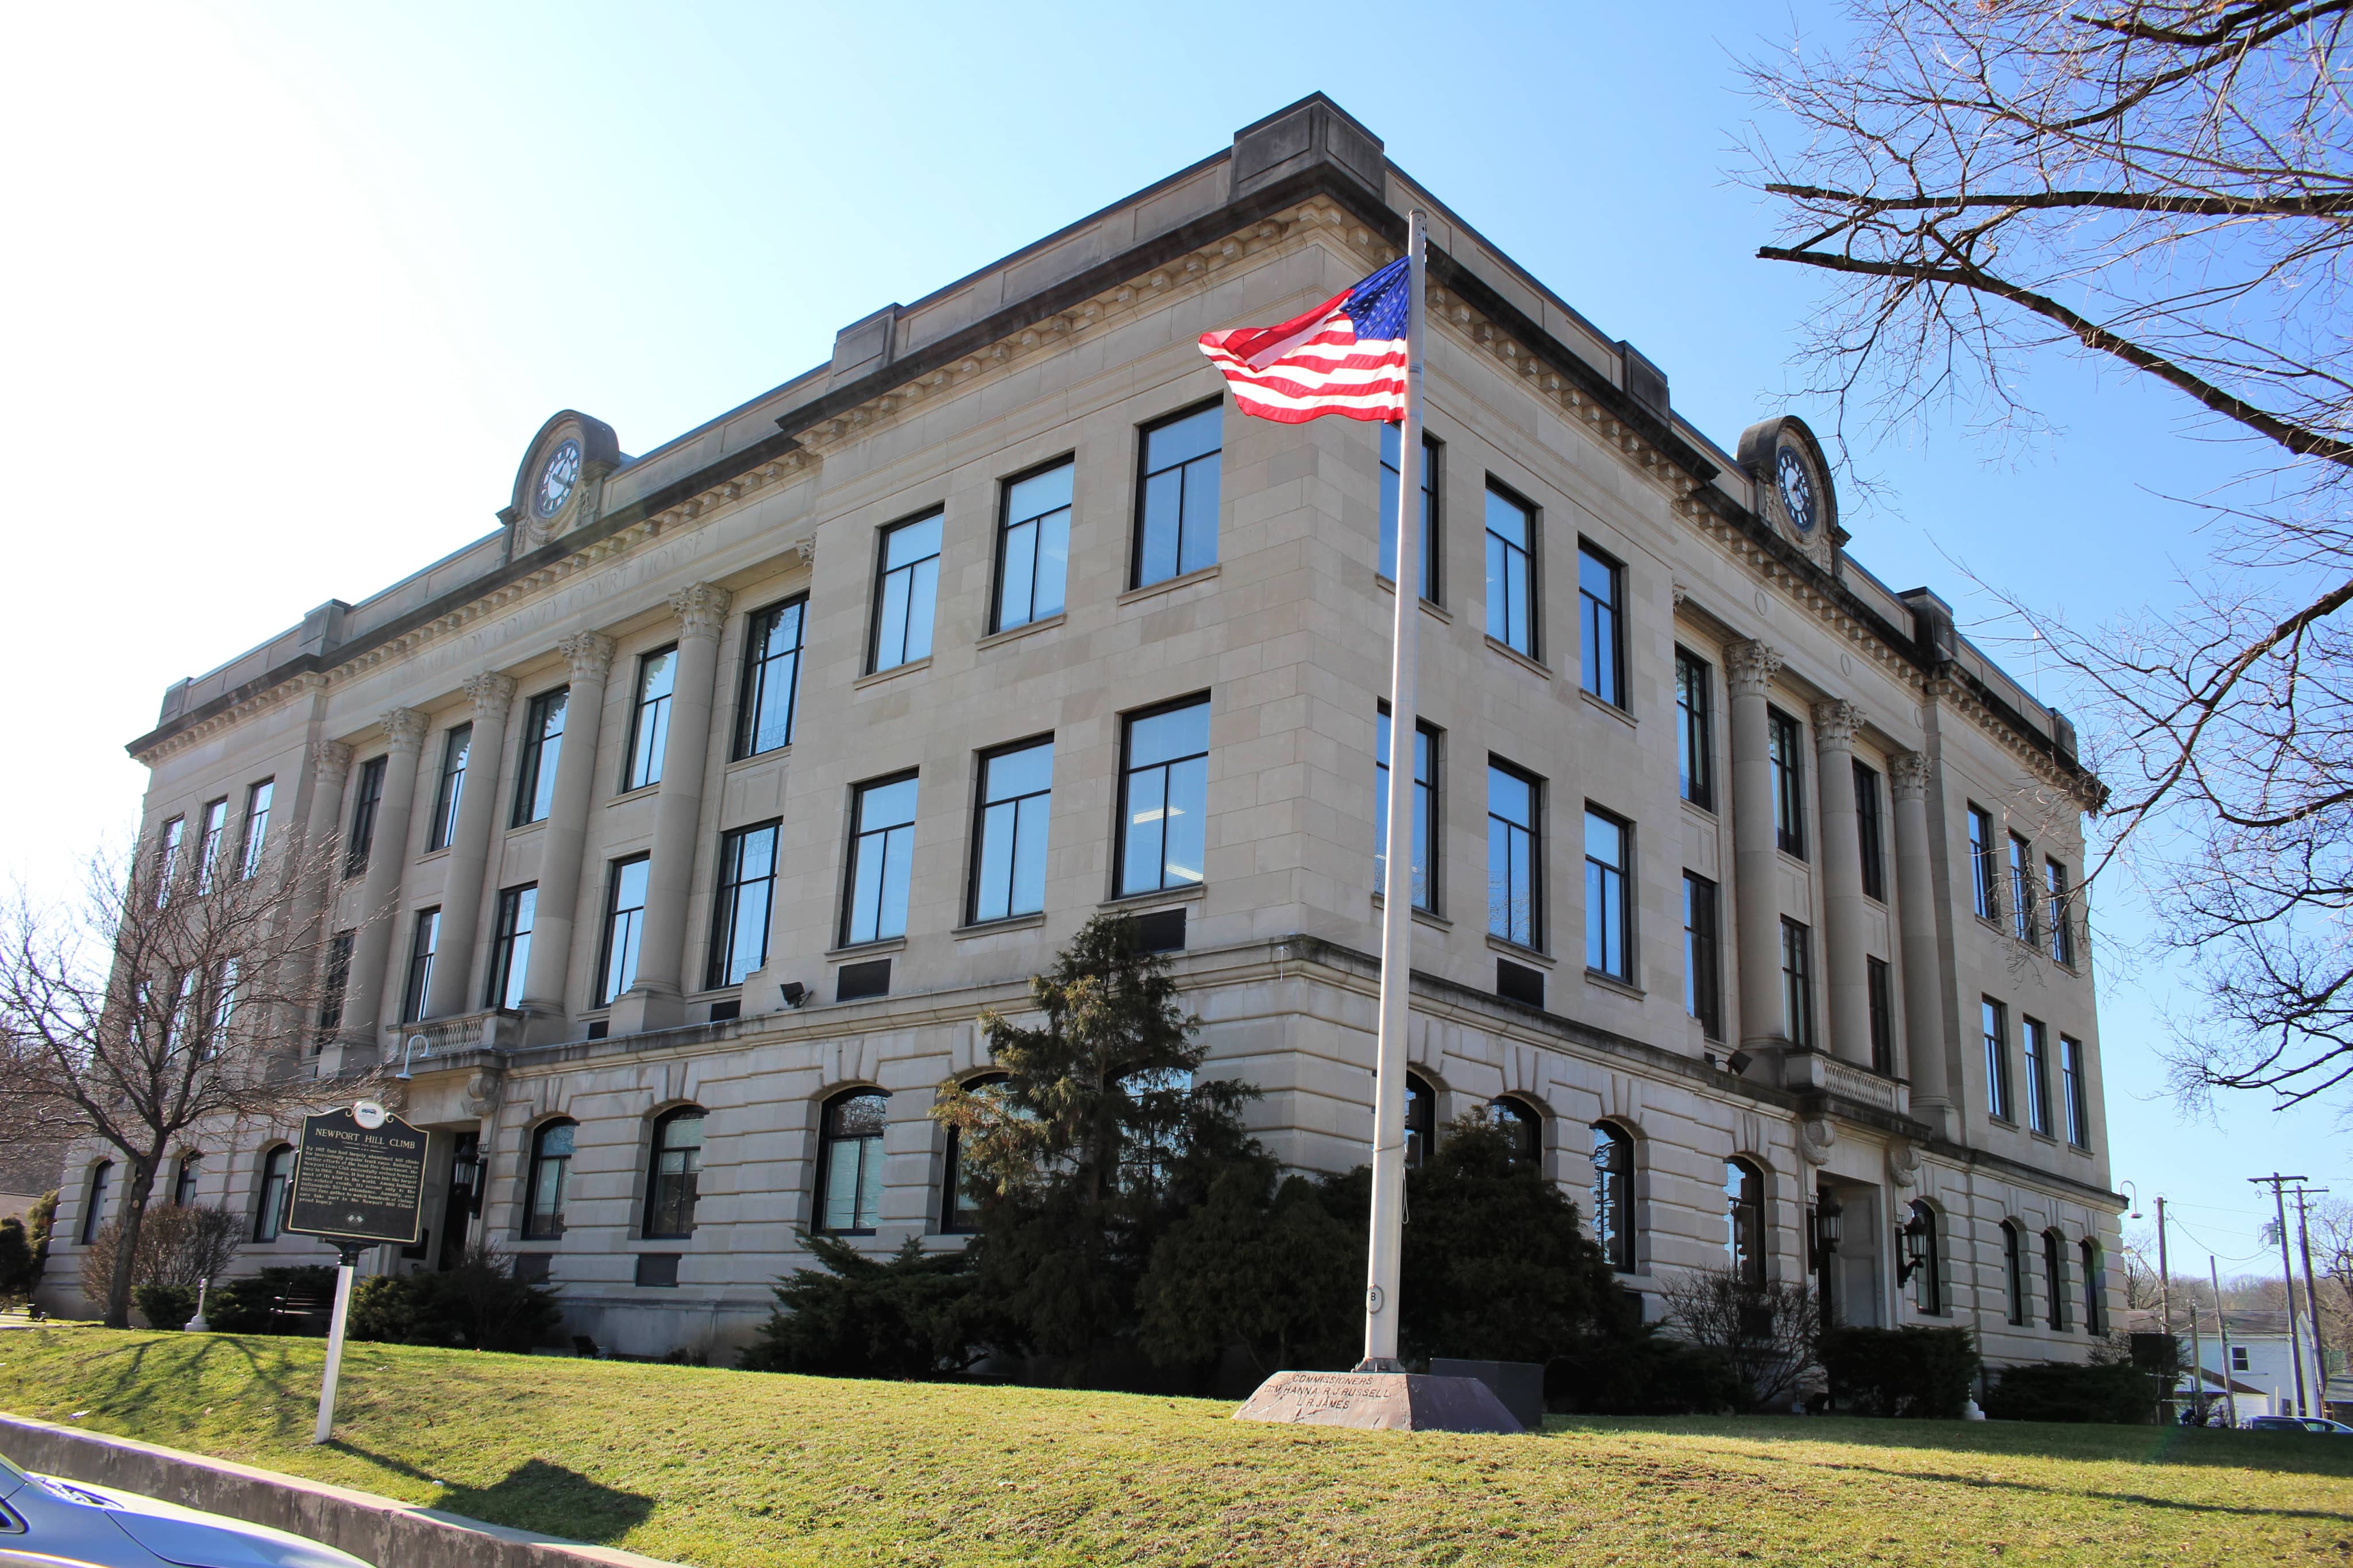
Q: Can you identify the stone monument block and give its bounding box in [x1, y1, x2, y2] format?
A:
[1233, 1370, 1525, 1433]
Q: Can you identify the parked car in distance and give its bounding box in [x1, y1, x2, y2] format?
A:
[0, 1445, 368, 1567]
[2246, 1415, 2353, 1434]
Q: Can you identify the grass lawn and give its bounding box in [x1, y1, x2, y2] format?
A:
[2, 1327, 2350, 1566]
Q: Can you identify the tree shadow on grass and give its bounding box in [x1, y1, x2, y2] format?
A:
[337, 1442, 657, 1547]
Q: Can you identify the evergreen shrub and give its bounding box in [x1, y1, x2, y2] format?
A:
[1819, 1324, 1980, 1418]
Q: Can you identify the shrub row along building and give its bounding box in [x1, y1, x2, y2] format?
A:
[45, 96, 2119, 1363]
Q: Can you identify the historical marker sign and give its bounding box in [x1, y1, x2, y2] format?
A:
[287, 1105, 427, 1246]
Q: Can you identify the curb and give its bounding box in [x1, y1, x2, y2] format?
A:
[0, 1414, 686, 1568]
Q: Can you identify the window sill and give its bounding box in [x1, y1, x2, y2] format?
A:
[954, 912, 1047, 939]
[1776, 848, 1811, 874]
[1584, 968, 1644, 1001]
[1370, 893, 1452, 931]
[608, 782, 661, 808]
[1679, 796, 1719, 822]
[415, 845, 452, 864]
[1374, 576, 1452, 622]
[1580, 689, 1635, 729]
[828, 936, 907, 960]
[857, 656, 932, 691]
[1485, 933, 1552, 967]
[1120, 562, 1220, 605]
[977, 613, 1065, 651]
[503, 818, 546, 839]
[726, 745, 790, 774]
[1484, 636, 1550, 679]
[1100, 882, 1206, 912]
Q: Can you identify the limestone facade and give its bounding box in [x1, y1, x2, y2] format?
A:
[46, 97, 2117, 1366]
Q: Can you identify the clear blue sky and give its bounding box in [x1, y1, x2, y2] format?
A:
[2, 0, 2327, 1279]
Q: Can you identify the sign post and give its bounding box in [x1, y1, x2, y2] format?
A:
[283, 1100, 427, 1446]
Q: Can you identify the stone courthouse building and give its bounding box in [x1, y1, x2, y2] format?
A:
[49, 96, 2120, 1364]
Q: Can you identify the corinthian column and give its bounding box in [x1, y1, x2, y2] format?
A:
[1890, 752, 1951, 1129]
[1726, 640, 1788, 1052]
[519, 632, 615, 1042]
[1813, 700, 1872, 1067]
[335, 708, 430, 1064]
[425, 673, 518, 1019]
[612, 583, 732, 1035]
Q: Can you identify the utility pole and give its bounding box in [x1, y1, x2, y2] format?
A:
[2294, 1185, 2333, 1418]
[2156, 1195, 2175, 1415]
[2253, 1174, 2312, 1416]
[2186, 1280, 2207, 1425]
[2213, 1256, 2240, 1429]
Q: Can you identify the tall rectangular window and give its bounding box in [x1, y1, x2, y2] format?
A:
[708, 822, 780, 988]
[196, 798, 229, 893]
[236, 779, 273, 880]
[1769, 709, 1806, 858]
[1119, 698, 1210, 897]
[625, 646, 677, 791]
[485, 885, 535, 1011]
[994, 461, 1072, 632]
[1378, 423, 1438, 598]
[971, 739, 1054, 924]
[1854, 760, 1885, 901]
[600, 856, 650, 1005]
[1684, 872, 1722, 1038]
[2061, 1036, 2091, 1148]
[871, 511, 943, 672]
[2022, 1015, 2053, 1135]
[1780, 918, 1815, 1047]
[1578, 543, 1624, 707]
[1135, 403, 1221, 588]
[1676, 650, 1713, 809]
[317, 930, 354, 1045]
[735, 597, 806, 758]
[2046, 859, 2074, 964]
[1374, 708, 1435, 912]
[345, 756, 386, 876]
[1487, 760, 1541, 948]
[1968, 805, 1999, 920]
[2008, 832, 2036, 944]
[1483, 484, 1537, 658]
[514, 689, 567, 827]
[844, 775, 919, 945]
[1983, 998, 2013, 1121]
[155, 816, 185, 903]
[429, 725, 470, 851]
[1584, 808, 1630, 980]
[401, 907, 440, 1025]
[1867, 956, 1895, 1075]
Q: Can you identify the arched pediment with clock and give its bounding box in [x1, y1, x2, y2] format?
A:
[504, 411, 623, 550]
[1734, 414, 1843, 575]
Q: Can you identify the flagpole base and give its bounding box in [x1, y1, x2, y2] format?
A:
[1234, 1370, 1523, 1433]
[1352, 1357, 1406, 1374]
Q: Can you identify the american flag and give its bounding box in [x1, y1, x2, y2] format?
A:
[1197, 257, 1410, 424]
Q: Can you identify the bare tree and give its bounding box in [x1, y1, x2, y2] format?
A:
[1660, 1265, 1824, 1411]
[1741, 2, 2353, 1112]
[0, 829, 357, 1327]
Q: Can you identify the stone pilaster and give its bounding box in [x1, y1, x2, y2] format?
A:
[1812, 699, 1872, 1068]
[333, 709, 429, 1067]
[1725, 640, 1788, 1053]
[1888, 751, 1952, 1130]
[612, 584, 732, 1035]
[519, 633, 616, 1042]
[424, 673, 518, 1019]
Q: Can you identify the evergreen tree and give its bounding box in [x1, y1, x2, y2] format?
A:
[740, 1235, 981, 1379]
[1138, 1163, 1359, 1374]
[933, 913, 1260, 1369]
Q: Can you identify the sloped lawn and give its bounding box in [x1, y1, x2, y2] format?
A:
[3, 1326, 2349, 1566]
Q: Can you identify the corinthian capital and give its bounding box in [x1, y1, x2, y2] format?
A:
[1724, 639, 1785, 699]
[1889, 751, 1932, 801]
[464, 672, 518, 724]
[559, 631, 616, 685]
[312, 741, 354, 789]
[670, 582, 734, 641]
[379, 708, 430, 753]
[1811, 699, 1864, 751]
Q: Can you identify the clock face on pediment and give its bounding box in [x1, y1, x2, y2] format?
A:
[1776, 446, 1818, 536]
[534, 439, 583, 520]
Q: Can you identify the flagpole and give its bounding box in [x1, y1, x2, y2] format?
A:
[1359, 209, 1427, 1374]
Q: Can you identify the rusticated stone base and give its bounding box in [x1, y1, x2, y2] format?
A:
[1232, 1370, 1524, 1433]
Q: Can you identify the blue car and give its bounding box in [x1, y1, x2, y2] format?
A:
[0, 1446, 368, 1567]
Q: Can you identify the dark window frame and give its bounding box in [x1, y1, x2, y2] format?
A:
[485, 885, 536, 1011]
[2061, 1035, 2092, 1149]
[1968, 804, 2000, 921]
[1374, 705, 1440, 913]
[1684, 871, 1723, 1039]
[599, 855, 651, 1006]
[1488, 1095, 1542, 1164]
[1675, 648, 1714, 810]
[815, 1088, 890, 1236]
[1577, 539, 1626, 708]
[1910, 1200, 1945, 1315]
[1131, 399, 1224, 590]
[1780, 917, 1815, 1048]
[708, 820, 781, 990]
[2003, 1220, 2028, 1324]
[1726, 1158, 1766, 1288]
[991, 454, 1077, 634]
[2043, 1229, 2071, 1330]
[940, 1072, 1009, 1234]
[172, 1152, 202, 1207]
[869, 508, 946, 673]
[623, 644, 680, 793]
[1583, 804, 1632, 981]
[1482, 477, 1540, 659]
[734, 595, 808, 759]
[512, 689, 568, 828]
[1769, 708, 1807, 859]
[345, 756, 387, 876]
[1116, 694, 1212, 899]
[2080, 1238, 2105, 1334]
[1854, 760, 1886, 901]
[254, 1145, 292, 1242]
[1486, 757, 1544, 950]
[2022, 1015, 2054, 1136]
[236, 778, 274, 880]
[523, 1119, 576, 1239]
[1378, 423, 1441, 600]
[842, 771, 921, 948]
[80, 1160, 112, 1245]
[1984, 997, 2015, 1122]
[1405, 1071, 1437, 1170]
[317, 930, 354, 1047]
[400, 907, 440, 1025]
[968, 736, 1055, 926]
[1592, 1121, 1637, 1273]
[642, 1106, 706, 1239]
[2008, 832, 2038, 944]
[2046, 858, 2076, 965]
[1867, 955, 1896, 1076]
[428, 726, 470, 852]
